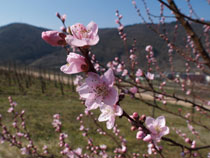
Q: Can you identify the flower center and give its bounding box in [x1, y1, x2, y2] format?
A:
[95, 83, 109, 97]
[155, 126, 162, 134]
[104, 107, 114, 115]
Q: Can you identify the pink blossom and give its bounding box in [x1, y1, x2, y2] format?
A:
[146, 72, 154, 80]
[129, 86, 138, 94]
[130, 54, 136, 60]
[42, 31, 66, 46]
[136, 68, 143, 77]
[20, 147, 29, 155]
[145, 116, 169, 142]
[63, 147, 82, 158]
[122, 69, 128, 76]
[186, 89, 191, 95]
[132, 0, 136, 5]
[68, 148, 82, 158]
[120, 144, 127, 153]
[147, 143, 153, 155]
[117, 64, 123, 72]
[145, 45, 153, 52]
[98, 104, 123, 129]
[53, 114, 60, 119]
[191, 140, 196, 148]
[60, 53, 88, 74]
[106, 62, 113, 68]
[74, 75, 83, 86]
[77, 68, 118, 110]
[136, 131, 144, 140]
[100, 144, 107, 150]
[7, 107, 14, 113]
[16, 132, 24, 137]
[0, 137, 4, 144]
[65, 21, 99, 47]
[143, 134, 152, 142]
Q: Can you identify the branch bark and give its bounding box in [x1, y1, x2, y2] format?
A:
[160, 0, 210, 68]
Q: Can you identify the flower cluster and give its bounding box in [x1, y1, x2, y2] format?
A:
[42, 20, 122, 130]
[41, 15, 172, 157]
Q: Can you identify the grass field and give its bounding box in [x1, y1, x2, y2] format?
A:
[0, 69, 210, 158]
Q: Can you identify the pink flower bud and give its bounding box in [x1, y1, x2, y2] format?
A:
[145, 45, 153, 52]
[140, 114, 146, 122]
[60, 53, 88, 74]
[129, 87, 138, 94]
[42, 31, 66, 46]
[131, 126, 136, 131]
[185, 138, 190, 143]
[132, 112, 139, 119]
[143, 134, 152, 142]
[56, 12, 61, 18]
[136, 131, 144, 140]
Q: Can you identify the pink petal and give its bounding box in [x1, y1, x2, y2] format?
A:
[145, 45, 153, 52]
[98, 111, 111, 122]
[86, 72, 101, 87]
[145, 117, 155, 127]
[101, 68, 115, 86]
[159, 126, 169, 137]
[106, 116, 115, 129]
[74, 148, 82, 155]
[65, 35, 87, 47]
[87, 35, 99, 46]
[136, 68, 143, 77]
[156, 116, 166, 128]
[86, 21, 98, 36]
[62, 53, 87, 75]
[60, 63, 84, 75]
[143, 134, 152, 142]
[129, 87, 138, 94]
[60, 64, 71, 74]
[42, 31, 62, 46]
[66, 53, 85, 63]
[71, 23, 86, 38]
[77, 83, 91, 99]
[115, 105, 123, 116]
[103, 87, 118, 105]
[85, 95, 100, 110]
[149, 126, 158, 135]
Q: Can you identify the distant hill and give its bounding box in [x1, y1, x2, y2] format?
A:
[0, 22, 204, 71]
[0, 23, 61, 64]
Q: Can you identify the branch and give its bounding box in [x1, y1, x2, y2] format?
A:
[159, 0, 210, 68]
[158, 0, 210, 26]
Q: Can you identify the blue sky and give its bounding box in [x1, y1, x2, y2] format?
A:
[0, 0, 209, 30]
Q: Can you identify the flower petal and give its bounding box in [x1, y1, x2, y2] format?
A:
[86, 21, 98, 36]
[145, 117, 155, 128]
[106, 116, 115, 129]
[101, 68, 115, 86]
[65, 35, 87, 47]
[87, 35, 99, 46]
[115, 105, 123, 116]
[156, 116, 166, 128]
[86, 72, 101, 88]
[76, 83, 91, 99]
[103, 87, 118, 105]
[98, 111, 111, 122]
[85, 95, 99, 110]
[160, 126, 170, 137]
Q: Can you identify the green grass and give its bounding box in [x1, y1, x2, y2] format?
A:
[0, 70, 210, 158]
